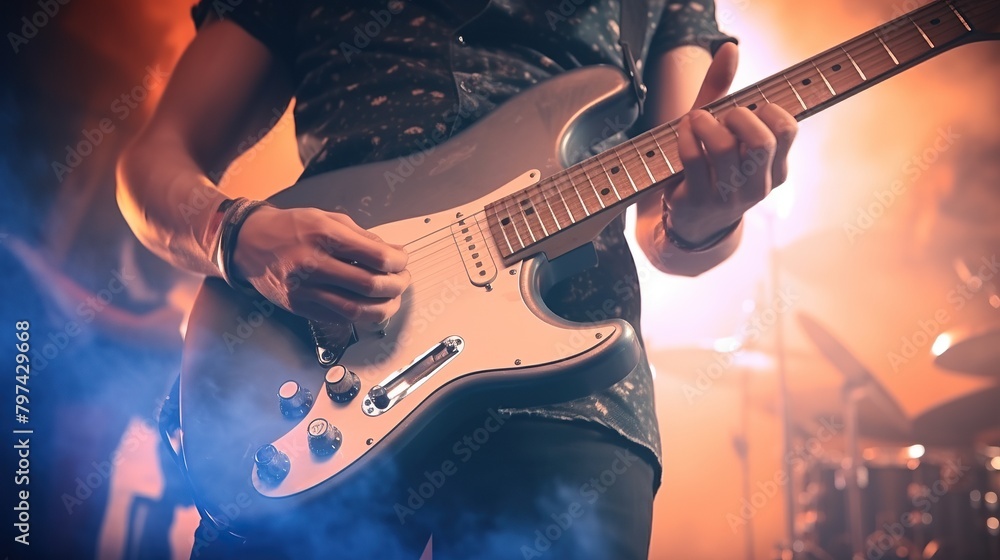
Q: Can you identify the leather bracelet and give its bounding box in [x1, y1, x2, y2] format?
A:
[209, 197, 245, 276]
[662, 196, 742, 253]
[214, 198, 272, 290]
[203, 197, 236, 248]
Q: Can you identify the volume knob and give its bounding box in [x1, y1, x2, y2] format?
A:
[325, 365, 361, 403]
[254, 444, 290, 484]
[278, 380, 313, 418]
[307, 418, 343, 457]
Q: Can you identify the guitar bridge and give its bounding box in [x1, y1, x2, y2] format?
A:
[362, 336, 464, 416]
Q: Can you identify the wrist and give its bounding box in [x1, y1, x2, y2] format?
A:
[210, 197, 272, 289]
[661, 195, 742, 253]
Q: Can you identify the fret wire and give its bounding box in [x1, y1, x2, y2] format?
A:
[579, 163, 607, 209]
[566, 173, 592, 217]
[558, 169, 592, 220]
[650, 132, 676, 174]
[840, 46, 868, 81]
[489, 204, 515, 255]
[881, 12, 933, 60]
[755, 84, 771, 103]
[513, 195, 538, 243]
[630, 142, 656, 186]
[782, 74, 808, 111]
[552, 177, 577, 224]
[536, 181, 562, 230]
[527, 185, 549, 237]
[610, 148, 639, 197]
[907, 16, 935, 47]
[810, 60, 838, 95]
[945, 0, 972, 31]
[912, 2, 971, 46]
[593, 153, 624, 202]
[500, 196, 526, 249]
[873, 30, 900, 65]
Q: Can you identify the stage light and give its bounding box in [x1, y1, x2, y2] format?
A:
[930, 333, 951, 357]
[907, 444, 925, 459]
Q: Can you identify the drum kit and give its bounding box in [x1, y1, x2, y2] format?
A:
[656, 227, 1000, 559]
[792, 312, 1000, 560]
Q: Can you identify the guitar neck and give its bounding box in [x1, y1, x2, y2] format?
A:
[486, 0, 996, 259]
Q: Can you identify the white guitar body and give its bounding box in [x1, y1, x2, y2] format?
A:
[180, 65, 642, 534]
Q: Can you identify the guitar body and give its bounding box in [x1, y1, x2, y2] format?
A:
[179, 65, 643, 533]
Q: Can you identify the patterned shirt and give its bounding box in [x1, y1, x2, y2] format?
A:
[193, 0, 735, 488]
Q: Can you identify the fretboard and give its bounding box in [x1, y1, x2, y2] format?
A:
[485, 0, 993, 259]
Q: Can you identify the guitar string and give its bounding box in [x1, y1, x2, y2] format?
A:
[312, 0, 990, 323]
[345, 0, 983, 290]
[487, 0, 975, 246]
[492, 0, 973, 227]
[400, 2, 974, 281]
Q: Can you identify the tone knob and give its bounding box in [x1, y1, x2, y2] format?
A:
[307, 418, 343, 457]
[278, 380, 313, 418]
[254, 444, 290, 483]
[368, 385, 390, 409]
[324, 365, 361, 403]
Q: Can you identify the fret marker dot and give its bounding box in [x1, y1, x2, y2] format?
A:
[747, 103, 757, 111]
[501, 217, 511, 226]
[930, 17, 940, 25]
[832, 64, 842, 72]
[645, 150, 655, 158]
[802, 78, 812, 86]
[610, 166, 620, 174]
[600, 188, 610, 196]
[525, 207, 535, 216]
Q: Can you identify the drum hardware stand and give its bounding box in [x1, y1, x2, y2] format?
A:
[760, 212, 801, 560]
[843, 384, 867, 560]
[735, 362, 754, 560]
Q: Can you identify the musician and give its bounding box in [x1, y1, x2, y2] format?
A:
[117, 1, 797, 557]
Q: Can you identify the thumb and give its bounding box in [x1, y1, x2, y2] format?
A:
[691, 42, 738, 109]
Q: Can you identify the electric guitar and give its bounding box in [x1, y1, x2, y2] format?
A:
[178, 0, 998, 536]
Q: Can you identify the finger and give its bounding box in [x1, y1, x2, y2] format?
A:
[676, 114, 713, 199]
[688, 110, 741, 196]
[304, 287, 402, 324]
[308, 258, 411, 299]
[692, 42, 739, 108]
[319, 219, 409, 273]
[718, 108, 777, 195]
[754, 103, 798, 186]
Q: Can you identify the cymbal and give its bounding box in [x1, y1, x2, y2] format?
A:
[912, 385, 1000, 445]
[796, 312, 912, 440]
[934, 328, 1000, 378]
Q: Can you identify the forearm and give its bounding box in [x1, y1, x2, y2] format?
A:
[116, 130, 229, 278]
[635, 45, 739, 276]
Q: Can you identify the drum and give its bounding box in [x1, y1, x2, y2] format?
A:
[798, 446, 1000, 559]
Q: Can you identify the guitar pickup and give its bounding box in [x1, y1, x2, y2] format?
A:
[362, 336, 463, 416]
[451, 216, 497, 287]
